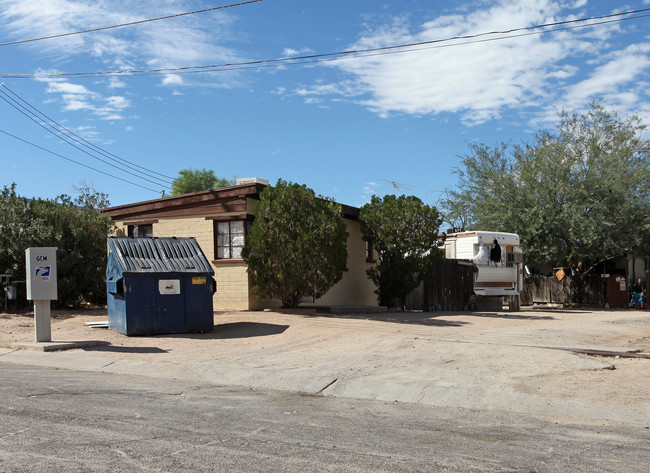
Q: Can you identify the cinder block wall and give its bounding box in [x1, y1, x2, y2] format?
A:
[114, 216, 254, 310]
[112, 216, 379, 311]
[213, 261, 252, 310]
[312, 219, 378, 308]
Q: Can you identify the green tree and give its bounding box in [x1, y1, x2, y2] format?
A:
[0, 184, 115, 307]
[0, 184, 36, 283]
[242, 179, 348, 308]
[360, 194, 443, 308]
[171, 168, 235, 195]
[441, 103, 650, 271]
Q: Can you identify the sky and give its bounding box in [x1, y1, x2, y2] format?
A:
[1, 0, 649, 209]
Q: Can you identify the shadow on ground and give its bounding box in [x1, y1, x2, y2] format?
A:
[155, 322, 291, 340]
[314, 310, 562, 326]
[468, 312, 556, 320]
[88, 346, 169, 354]
[213, 322, 290, 339]
[319, 312, 469, 327]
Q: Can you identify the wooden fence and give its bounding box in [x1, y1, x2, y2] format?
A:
[408, 261, 617, 310]
[406, 259, 475, 311]
[520, 274, 606, 306]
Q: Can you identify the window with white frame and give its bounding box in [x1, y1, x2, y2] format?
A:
[215, 220, 250, 259]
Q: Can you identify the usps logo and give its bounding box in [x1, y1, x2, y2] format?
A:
[35, 265, 51, 281]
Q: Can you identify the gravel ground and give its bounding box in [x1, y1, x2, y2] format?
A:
[1, 306, 649, 425]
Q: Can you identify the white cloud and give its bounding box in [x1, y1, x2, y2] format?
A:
[302, 0, 647, 125]
[105, 95, 130, 110]
[107, 77, 127, 89]
[294, 81, 363, 102]
[44, 81, 93, 96]
[0, 0, 248, 113]
[74, 125, 99, 139]
[361, 181, 377, 201]
[35, 73, 131, 119]
[60, 95, 93, 112]
[562, 43, 650, 110]
[162, 74, 184, 86]
[283, 47, 314, 57]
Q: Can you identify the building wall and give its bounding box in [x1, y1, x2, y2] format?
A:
[214, 260, 253, 310]
[314, 219, 378, 307]
[112, 213, 379, 311]
[115, 215, 253, 311]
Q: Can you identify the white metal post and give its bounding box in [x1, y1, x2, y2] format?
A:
[34, 299, 52, 342]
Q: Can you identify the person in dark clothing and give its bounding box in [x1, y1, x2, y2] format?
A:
[632, 278, 645, 309]
[490, 239, 501, 266]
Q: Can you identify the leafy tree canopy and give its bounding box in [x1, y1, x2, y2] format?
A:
[171, 168, 235, 195]
[242, 179, 348, 308]
[441, 103, 650, 272]
[0, 183, 115, 307]
[360, 194, 443, 308]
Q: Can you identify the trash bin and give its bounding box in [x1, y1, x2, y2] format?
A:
[106, 237, 216, 336]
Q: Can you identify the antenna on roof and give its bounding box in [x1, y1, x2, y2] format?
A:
[380, 179, 414, 194]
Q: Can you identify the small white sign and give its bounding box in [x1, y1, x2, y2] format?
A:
[26, 247, 58, 301]
[158, 279, 181, 295]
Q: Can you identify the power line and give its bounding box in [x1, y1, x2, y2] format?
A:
[115, 12, 650, 78]
[0, 128, 161, 193]
[0, 0, 263, 47]
[0, 85, 173, 190]
[0, 87, 173, 190]
[1, 7, 648, 79]
[0, 83, 175, 183]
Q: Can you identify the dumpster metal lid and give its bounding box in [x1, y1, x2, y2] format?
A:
[107, 237, 214, 274]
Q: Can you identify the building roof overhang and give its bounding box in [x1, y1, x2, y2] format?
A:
[102, 182, 360, 221]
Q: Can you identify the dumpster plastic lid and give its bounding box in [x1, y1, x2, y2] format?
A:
[108, 237, 214, 274]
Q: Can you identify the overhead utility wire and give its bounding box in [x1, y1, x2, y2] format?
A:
[0, 128, 160, 193]
[2, 7, 647, 79]
[0, 87, 172, 191]
[0, 86, 172, 190]
[240, 13, 650, 72]
[65, 12, 648, 79]
[0, 83, 175, 183]
[0, 0, 263, 47]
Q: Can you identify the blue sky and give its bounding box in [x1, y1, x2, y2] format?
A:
[1, 0, 649, 209]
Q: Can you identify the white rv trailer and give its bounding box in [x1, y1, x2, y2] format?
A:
[443, 231, 523, 306]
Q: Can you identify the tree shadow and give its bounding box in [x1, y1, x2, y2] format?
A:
[320, 312, 469, 328]
[527, 308, 593, 314]
[318, 309, 560, 326]
[468, 312, 556, 320]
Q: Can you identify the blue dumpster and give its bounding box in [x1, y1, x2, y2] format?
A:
[106, 237, 216, 336]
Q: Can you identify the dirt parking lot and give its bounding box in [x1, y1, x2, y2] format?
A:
[1, 307, 649, 426]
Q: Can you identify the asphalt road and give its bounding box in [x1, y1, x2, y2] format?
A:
[2, 364, 649, 473]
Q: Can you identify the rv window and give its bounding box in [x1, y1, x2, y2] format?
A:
[473, 243, 489, 265]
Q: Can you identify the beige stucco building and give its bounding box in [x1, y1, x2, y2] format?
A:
[102, 179, 378, 311]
